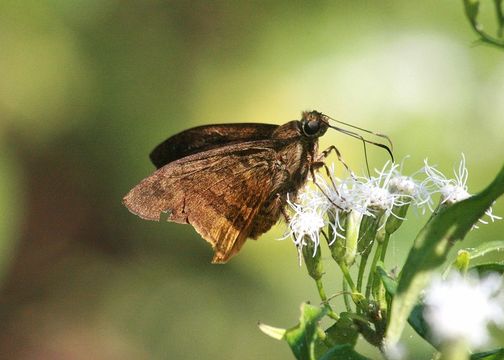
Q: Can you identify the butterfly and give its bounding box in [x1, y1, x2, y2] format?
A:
[123, 111, 392, 263]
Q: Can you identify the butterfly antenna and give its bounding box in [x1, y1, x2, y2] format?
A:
[324, 114, 394, 152]
[327, 124, 395, 165]
[362, 139, 371, 177]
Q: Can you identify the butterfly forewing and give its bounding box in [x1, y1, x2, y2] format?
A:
[150, 123, 279, 168]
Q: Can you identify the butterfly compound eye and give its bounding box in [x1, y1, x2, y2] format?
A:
[302, 120, 320, 136]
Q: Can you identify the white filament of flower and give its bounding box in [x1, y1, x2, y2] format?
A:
[387, 158, 433, 212]
[351, 162, 410, 222]
[283, 196, 328, 262]
[424, 155, 470, 205]
[424, 154, 501, 224]
[286, 155, 500, 261]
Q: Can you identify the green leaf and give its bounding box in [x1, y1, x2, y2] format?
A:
[260, 303, 327, 360]
[470, 348, 504, 360]
[465, 240, 504, 259]
[258, 323, 286, 340]
[386, 164, 504, 346]
[470, 262, 504, 276]
[285, 303, 326, 360]
[325, 313, 359, 347]
[376, 264, 397, 296]
[319, 344, 371, 360]
[378, 266, 438, 349]
[407, 304, 435, 348]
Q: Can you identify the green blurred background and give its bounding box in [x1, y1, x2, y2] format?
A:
[0, 1, 503, 359]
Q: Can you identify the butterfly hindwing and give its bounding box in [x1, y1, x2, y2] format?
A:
[123, 141, 278, 263]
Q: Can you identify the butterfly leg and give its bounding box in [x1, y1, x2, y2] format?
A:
[315, 145, 352, 174]
[312, 144, 353, 193]
[310, 146, 339, 189]
[310, 161, 337, 190]
[308, 164, 343, 211]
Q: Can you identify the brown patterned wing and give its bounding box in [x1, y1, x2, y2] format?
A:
[123, 141, 277, 263]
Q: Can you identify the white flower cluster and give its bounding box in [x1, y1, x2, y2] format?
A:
[424, 272, 504, 348]
[423, 154, 501, 226]
[284, 155, 500, 256]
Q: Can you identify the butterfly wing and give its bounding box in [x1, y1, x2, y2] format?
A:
[123, 140, 278, 263]
[149, 123, 278, 168]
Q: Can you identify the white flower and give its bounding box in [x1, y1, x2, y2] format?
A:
[424, 155, 470, 205]
[423, 272, 504, 348]
[423, 154, 501, 224]
[303, 160, 427, 237]
[388, 175, 416, 196]
[349, 162, 410, 220]
[306, 164, 365, 231]
[383, 341, 407, 360]
[313, 164, 367, 214]
[297, 183, 332, 214]
[312, 159, 430, 219]
[386, 158, 433, 212]
[282, 193, 328, 262]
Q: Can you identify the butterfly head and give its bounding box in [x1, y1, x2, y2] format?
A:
[300, 110, 329, 138]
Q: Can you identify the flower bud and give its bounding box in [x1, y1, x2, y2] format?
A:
[327, 211, 347, 263]
[357, 209, 384, 258]
[385, 202, 410, 235]
[454, 250, 470, 274]
[302, 237, 324, 280]
[344, 210, 363, 266]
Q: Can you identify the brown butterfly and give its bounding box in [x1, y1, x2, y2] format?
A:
[123, 111, 392, 263]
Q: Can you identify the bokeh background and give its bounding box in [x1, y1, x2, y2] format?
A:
[0, 1, 503, 359]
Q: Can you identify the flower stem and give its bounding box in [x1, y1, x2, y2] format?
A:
[315, 279, 339, 320]
[342, 279, 352, 312]
[365, 242, 383, 299]
[463, 0, 504, 48]
[356, 254, 369, 293]
[379, 232, 391, 262]
[338, 261, 357, 293]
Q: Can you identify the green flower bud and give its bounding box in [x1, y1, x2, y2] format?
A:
[327, 210, 347, 263]
[302, 237, 323, 280]
[357, 209, 384, 258]
[344, 210, 363, 266]
[385, 202, 410, 235]
[454, 249, 470, 274]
